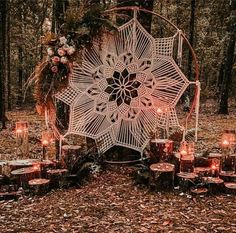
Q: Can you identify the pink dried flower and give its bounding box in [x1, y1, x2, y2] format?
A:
[51, 56, 60, 64]
[51, 66, 58, 73]
[58, 48, 66, 56]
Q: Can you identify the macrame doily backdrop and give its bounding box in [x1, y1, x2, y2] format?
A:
[55, 7, 200, 154]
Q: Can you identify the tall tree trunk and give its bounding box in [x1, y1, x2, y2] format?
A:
[6, 2, 11, 110]
[52, 0, 69, 159]
[188, 0, 196, 80]
[218, 1, 236, 114]
[0, 0, 7, 129]
[17, 46, 23, 107]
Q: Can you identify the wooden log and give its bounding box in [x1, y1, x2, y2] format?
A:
[149, 162, 175, 190]
[47, 169, 68, 188]
[176, 172, 198, 192]
[219, 171, 236, 182]
[180, 156, 194, 173]
[202, 177, 224, 194]
[11, 167, 39, 189]
[149, 139, 173, 163]
[224, 182, 236, 195]
[28, 178, 50, 195]
[61, 145, 82, 171]
[194, 167, 212, 177]
[221, 154, 236, 173]
[190, 187, 208, 196]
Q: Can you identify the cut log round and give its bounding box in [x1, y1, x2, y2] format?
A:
[47, 169, 68, 189]
[202, 177, 224, 194]
[219, 171, 236, 182]
[61, 145, 82, 171]
[176, 172, 198, 192]
[190, 187, 208, 196]
[194, 167, 212, 177]
[224, 182, 236, 194]
[149, 139, 173, 163]
[28, 178, 50, 195]
[149, 163, 175, 190]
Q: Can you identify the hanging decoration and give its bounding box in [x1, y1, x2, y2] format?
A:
[56, 10, 193, 154]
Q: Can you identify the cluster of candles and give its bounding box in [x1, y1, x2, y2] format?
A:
[15, 121, 54, 159]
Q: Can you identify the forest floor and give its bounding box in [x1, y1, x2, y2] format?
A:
[0, 100, 236, 232]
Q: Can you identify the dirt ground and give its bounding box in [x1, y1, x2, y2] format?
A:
[0, 101, 236, 233]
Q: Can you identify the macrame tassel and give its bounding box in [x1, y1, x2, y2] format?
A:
[177, 30, 183, 67]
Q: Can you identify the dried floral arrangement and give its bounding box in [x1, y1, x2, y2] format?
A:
[29, 0, 117, 115]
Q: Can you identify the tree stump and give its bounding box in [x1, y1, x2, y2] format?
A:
[224, 182, 236, 195]
[194, 167, 212, 177]
[219, 171, 236, 182]
[190, 187, 208, 196]
[47, 169, 68, 189]
[149, 163, 175, 190]
[149, 139, 173, 163]
[61, 145, 82, 172]
[28, 178, 50, 195]
[11, 167, 39, 189]
[176, 172, 198, 192]
[202, 177, 224, 194]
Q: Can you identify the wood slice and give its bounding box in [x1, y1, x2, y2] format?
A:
[29, 178, 50, 195]
[176, 172, 198, 192]
[224, 182, 236, 194]
[150, 139, 173, 163]
[149, 163, 175, 190]
[190, 187, 208, 195]
[47, 169, 68, 189]
[194, 167, 212, 177]
[61, 145, 82, 170]
[202, 177, 224, 194]
[219, 171, 236, 182]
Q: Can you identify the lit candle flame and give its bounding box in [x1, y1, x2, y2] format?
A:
[42, 140, 49, 146]
[222, 139, 230, 146]
[16, 129, 23, 134]
[211, 164, 217, 170]
[157, 108, 162, 113]
[180, 150, 187, 156]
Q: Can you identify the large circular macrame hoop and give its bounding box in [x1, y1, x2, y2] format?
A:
[53, 6, 200, 155]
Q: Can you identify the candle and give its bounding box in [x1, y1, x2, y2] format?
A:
[41, 131, 54, 160]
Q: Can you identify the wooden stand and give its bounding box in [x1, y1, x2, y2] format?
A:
[149, 139, 173, 163]
[219, 171, 236, 182]
[176, 172, 198, 192]
[190, 187, 208, 196]
[47, 169, 68, 188]
[202, 177, 224, 194]
[224, 182, 236, 194]
[194, 167, 212, 177]
[28, 178, 50, 195]
[149, 163, 175, 190]
[61, 145, 82, 172]
[11, 167, 39, 189]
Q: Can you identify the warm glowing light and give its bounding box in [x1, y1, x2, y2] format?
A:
[16, 129, 23, 134]
[180, 150, 188, 156]
[222, 140, 229, 146]
[33, 164, 40, 171]
[211, 164, 217, 170]
[157, 108, 162, 113]
[42, 140, 49, 146]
